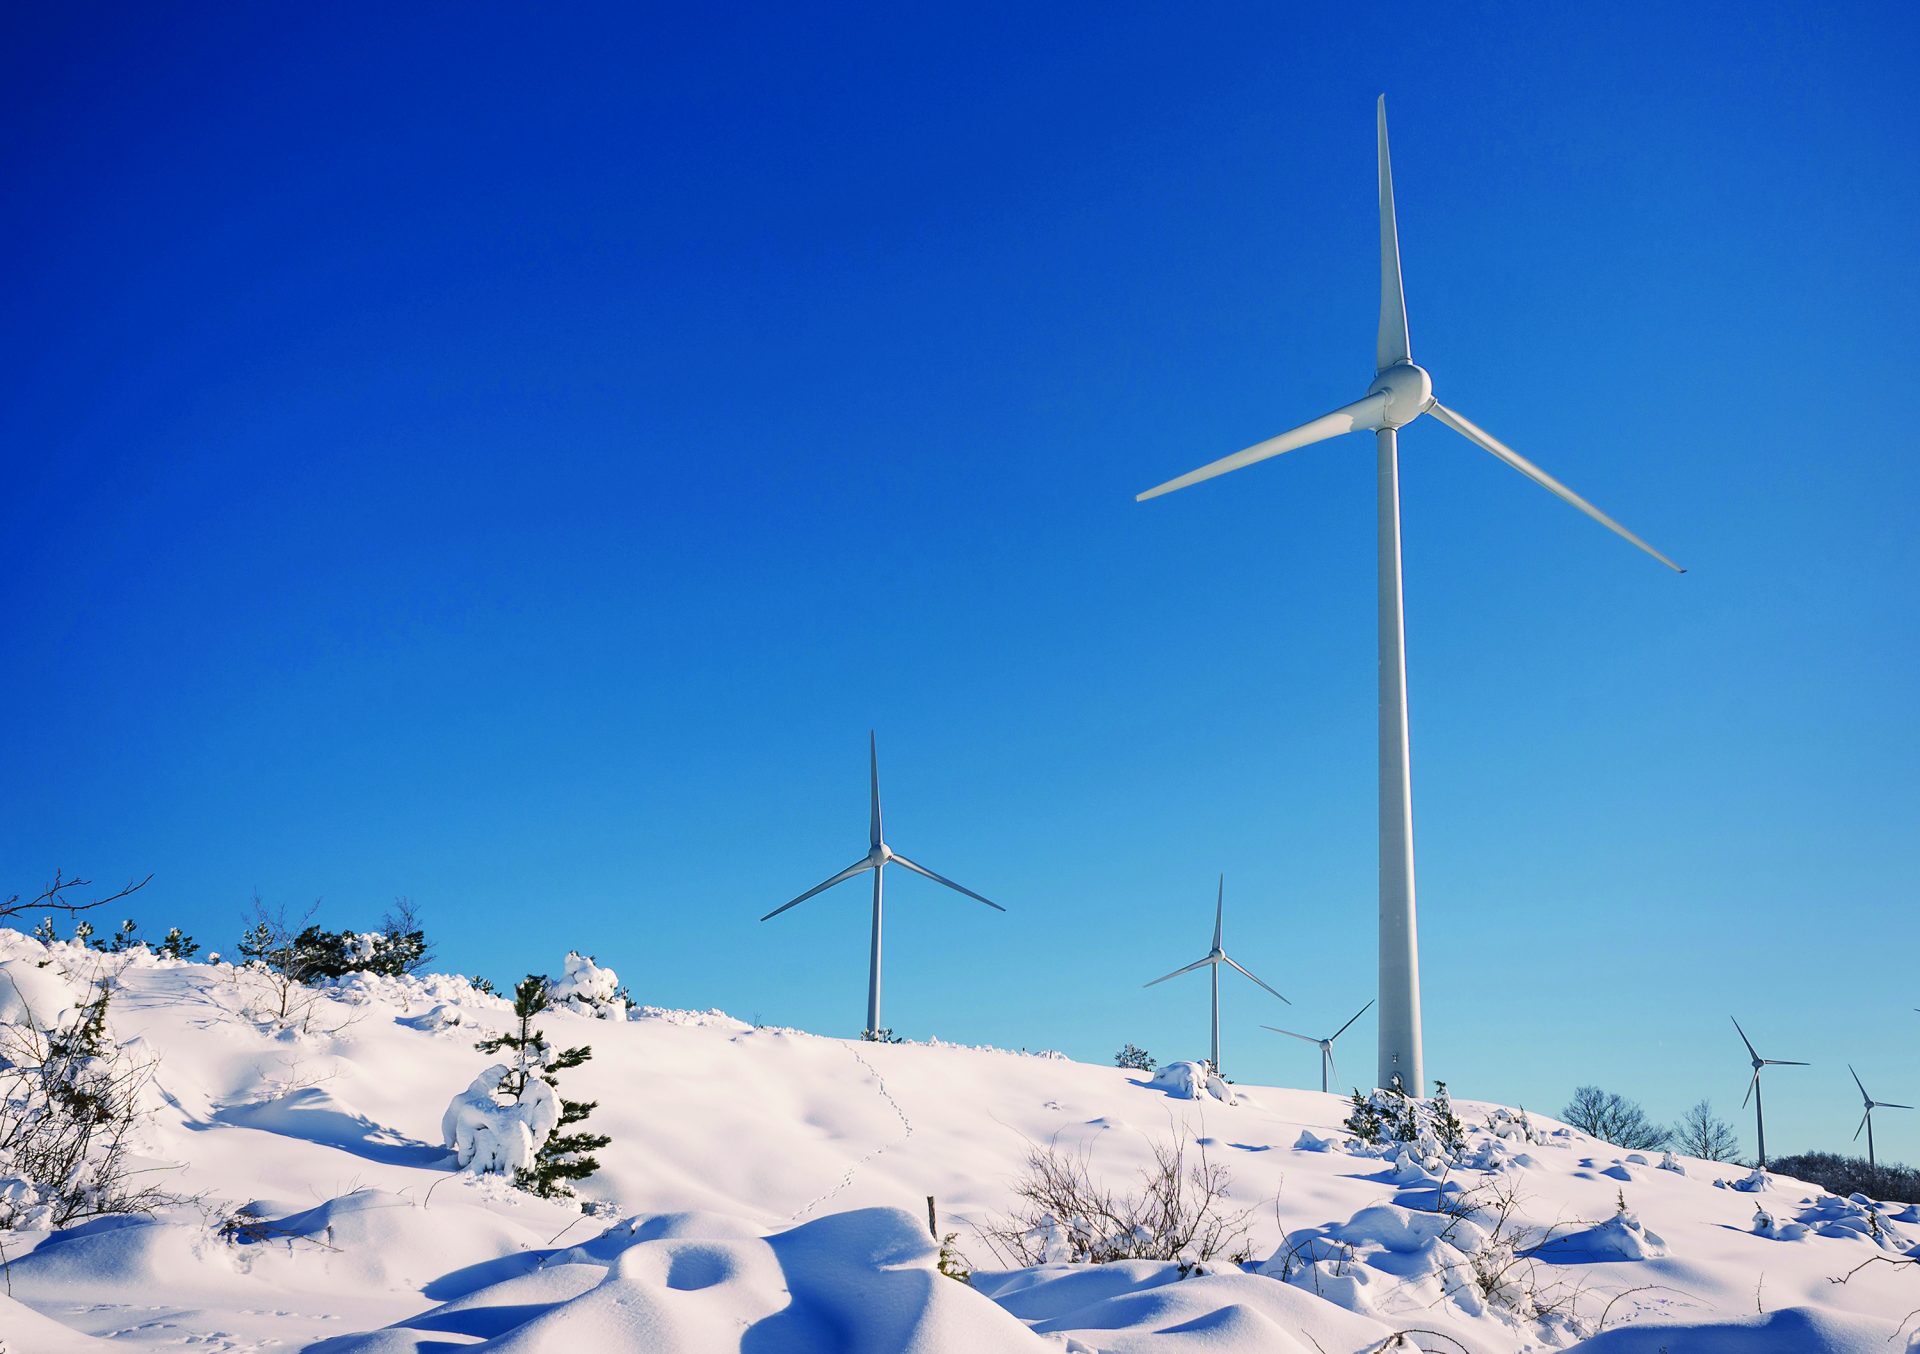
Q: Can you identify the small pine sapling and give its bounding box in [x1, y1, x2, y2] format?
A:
[474, 976, 610, 1198]
[1431, 1080, 1467, 1155]
[1115, 1043, 1156, 1071]
[1345, 1090, 1385, 1145]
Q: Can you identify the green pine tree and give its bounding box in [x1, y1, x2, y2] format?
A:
[474, 975, 610, 1199]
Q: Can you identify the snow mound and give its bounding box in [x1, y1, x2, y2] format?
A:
[316, 1207, 1047, 1354]
[1565, 1304, 1899, 1353]
[1146, 1061, 1236, 1104]
[0, 954, 80, 1026]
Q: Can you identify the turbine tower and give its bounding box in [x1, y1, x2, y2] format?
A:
[1264, 998, 1376, 1094]
[1732, 1016, 1807, 1170]
[1849, 1065, 1911, 1172]
[1135, 97, 1683, 1093]
[1142, 875, 1288, 1075]
[762, 732, 1003, 1038]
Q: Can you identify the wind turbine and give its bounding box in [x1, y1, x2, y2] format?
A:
[1848, 1065, 1911, 1172]
[1134, 97, 1683, 1094]
[1264, 998, 1376, 1094]
[761, 732, 1003, 1038]
[1142, 875, 1288, 1075]
[1732, 1016, 1807, 1170]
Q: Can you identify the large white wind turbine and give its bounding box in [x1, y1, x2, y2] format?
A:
[1136, 97, 1683, 1093]
[1848, 1065, 1911, 1172]
[1732, 1016, 1807, 1170]
[761, 732, 1003, 1038]
[1142, 876, 1288, 1075]
[1264, 998, 1376, 1094]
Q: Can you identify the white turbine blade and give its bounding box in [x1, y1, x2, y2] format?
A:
[1376, 95, 1410, 371]
[1213, 875, 1224, 951]
[1144, 956, 1215, 988]
[1135, 392, 1389, 502]
[760, 858, 874, 921]
[1855, 1112, 1869, 1142]
[1730, 1016, 1760, 1063]
[889, 853, 1005, 911]
[1850, 1064, 1870, 1102]
[1222, 955, 1290, 1003]
[1262, 1024, 1322, 1047]
[1326, 1045, 1338, 1089]
[1426, 401, 1684, 573]
[1741, 1068, 1759, 1109]
[1880, 1102, 1914, 1110]
[868, 730, 882, 850]
[1764, 1059, 1809, 1067]
[1330, 997, 1377, 1043]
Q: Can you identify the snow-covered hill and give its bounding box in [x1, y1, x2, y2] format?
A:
[3, 934, 1916, 1353]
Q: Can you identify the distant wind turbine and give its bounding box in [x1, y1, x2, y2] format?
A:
[1143, 876, 1288, 1075]
[1848, 1065, 1911, 1172]
[1135, 97, 1683, 1094]
[761, 732, 1002, 1038]
[1732, 1016, 1807, 1170]
[1265, 998, 1376, 1094]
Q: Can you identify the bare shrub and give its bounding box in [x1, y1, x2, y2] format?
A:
[0, 978, 176, 1229]
[1561, 1086, 1671, 1151]
[2, 869, 151, 925]
[1673, 1100, 1741, 1163]
[979, 1124, 1253, 1271]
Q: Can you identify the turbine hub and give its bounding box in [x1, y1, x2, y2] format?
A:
[1366, 361, 1434, 429]
[872, 843, 892, 864]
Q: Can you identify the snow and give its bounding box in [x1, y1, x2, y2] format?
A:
[548, 950, 626, 1020]
[3, 929, 1918, 1353]
[442, 1065, 559, 1176]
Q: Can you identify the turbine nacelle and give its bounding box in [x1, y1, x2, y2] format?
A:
[1365, 361, 1434, 429]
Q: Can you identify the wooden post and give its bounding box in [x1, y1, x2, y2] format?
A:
[926, 1195, 938, 1239]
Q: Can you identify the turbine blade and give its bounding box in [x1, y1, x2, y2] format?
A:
[1855, 1112, 1869, 1142]
[1880, 1102, 1914, 1110]
[888, 853, 1005, 911]
[1135, 393, 1390, 502]
[760, 857, 874, 921]
[1730, 1016, 1760, 1063]
[1144, 956, 1215, 988]
[1426, 401, 1684, 573]
[1213, 875, 1224, 951]
[1326, 1045, 1338, 1089]
[1851, 1064, 1870, 1102]
[1764, 1059, 1809, 1067]
[869, 730, 882, 850]
[1222, 955, 1290, 1003]
[1330, 997, 1377, 1042]
[1742, 1068, 1759, 1109]
[1261, 1024, 1321, 1046]
[1377, 95, 1410, 371]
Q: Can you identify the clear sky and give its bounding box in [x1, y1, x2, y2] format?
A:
[4, 4, 1916, 1164]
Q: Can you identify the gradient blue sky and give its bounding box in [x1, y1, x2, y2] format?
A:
[4, 4, 1916, 1162]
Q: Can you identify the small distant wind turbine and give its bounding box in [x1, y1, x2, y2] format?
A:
[1732, 1016, 1808, 1170]
[1134, 97, 1684, 1094]
[1143, 876, 1288, 1075]
[1265, 998, 1376, 1094]
[1848, 1065, 1911, 1172]
[761, 732, 1002, 1038]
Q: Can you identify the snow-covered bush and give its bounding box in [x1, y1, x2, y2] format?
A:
[1344, 1081, 1464, 1158]
[547, 951, 628, 1020]
[443, 1064, 558, 1176]
[1148, 1059, 1236, 1104]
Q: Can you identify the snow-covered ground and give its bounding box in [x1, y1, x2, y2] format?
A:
[3, 933, 1916, 1353]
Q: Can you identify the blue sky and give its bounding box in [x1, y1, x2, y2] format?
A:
[3, 4, 1916, 1162]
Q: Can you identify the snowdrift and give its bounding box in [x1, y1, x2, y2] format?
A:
[3, 931, 1917, 1353]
